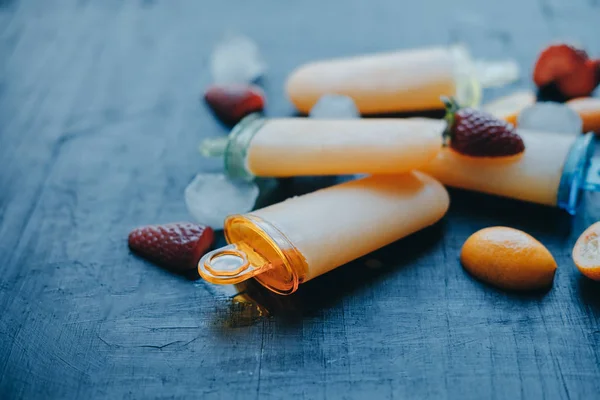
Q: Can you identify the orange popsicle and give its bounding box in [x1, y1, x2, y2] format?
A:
[421, 129, 576, 206]
[202, 115, 445, 180]
[286, 46, 481, 115]
[246, 118, 443, 177]
[199, 173, 450, 294]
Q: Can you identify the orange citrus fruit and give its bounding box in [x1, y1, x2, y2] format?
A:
[461, 227, 557, 291]
[572, 221, 600, 281]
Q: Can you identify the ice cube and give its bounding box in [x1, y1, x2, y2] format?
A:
[210, 33, 266, 84]
[474, 59, 520, 88]
[517, 102, 583, 135]
[185, 172, 259, 230]
[309, 94, 360, 119]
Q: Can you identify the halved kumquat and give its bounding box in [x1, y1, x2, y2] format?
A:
[572, 221, 600, 281]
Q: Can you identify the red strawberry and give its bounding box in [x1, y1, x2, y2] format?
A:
[556, 59, 600, 99]
[533, 44, 588, 87]
[204, 84, 265, 125]
[442, 97, 525, 158]
[128, 222, 214, 272]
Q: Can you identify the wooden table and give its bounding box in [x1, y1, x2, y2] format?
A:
[1, 0, 600, 398]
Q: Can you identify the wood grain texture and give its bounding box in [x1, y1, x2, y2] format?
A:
[1, 0, 600, 399]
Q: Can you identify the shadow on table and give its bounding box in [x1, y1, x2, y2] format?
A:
[577, 276, 600, 315]
[447, 187, 574, 239]
[293, 109, 446, 120]
[460, 266, 553, 300]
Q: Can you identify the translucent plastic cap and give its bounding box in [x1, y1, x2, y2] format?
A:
[200, 113, 264, 181]
[557, 132, 600, 215]
[199, 214, 308, 295]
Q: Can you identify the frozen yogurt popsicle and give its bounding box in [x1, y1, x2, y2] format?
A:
[286, 45, 518, 115]
[202, 114, 445, 180]
[421, 130, 600, 214]
[199, 172, 450, 294]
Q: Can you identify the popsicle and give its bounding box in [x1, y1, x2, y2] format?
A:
[421, 130, 600, 214]
[202, 114, 445, 180]
[199, 172, 450, 294]
[286, 45, 518, 115]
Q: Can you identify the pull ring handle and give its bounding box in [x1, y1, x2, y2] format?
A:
[198, 243, 271, 285]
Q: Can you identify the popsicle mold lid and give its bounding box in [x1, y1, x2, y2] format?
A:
[557, 132, 599, 215]
[200, 113, 264, 181]
[199, 214, 308, 295]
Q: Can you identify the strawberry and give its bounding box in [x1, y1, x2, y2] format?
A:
[442, 97, 525, 158]
[204, 84, 265, 125]
[128, 222, 214, 272]
[556, 59, 600, 99]
[533, 44, 588, 87]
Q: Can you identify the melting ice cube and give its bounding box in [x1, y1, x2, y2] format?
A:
[185, 172, 259, 230]
[517, 102, 583, 135]
[210, 33, 266, 84]
[474, 59, 520, 89]
[309, 94, 360, 119]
